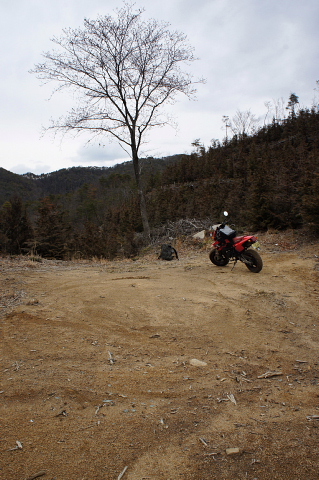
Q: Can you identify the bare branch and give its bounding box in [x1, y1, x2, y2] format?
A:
[31, 3, 204, 235]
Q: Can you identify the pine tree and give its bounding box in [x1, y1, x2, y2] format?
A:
[35, 198, 71, 259]
[0, 197, 33, 254]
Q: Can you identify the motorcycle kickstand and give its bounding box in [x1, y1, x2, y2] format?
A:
[231, 260, 238, 271]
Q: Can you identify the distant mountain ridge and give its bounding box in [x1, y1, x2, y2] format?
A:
[0, 167, 39, 205]
[0, 155, 182, 205]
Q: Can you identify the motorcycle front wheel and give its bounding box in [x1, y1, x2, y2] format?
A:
[241, 249, 263, 273]
[209, 248, 229, 266]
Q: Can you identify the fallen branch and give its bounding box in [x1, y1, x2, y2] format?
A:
[25, 472, 46, 480]
[117, 466, 128, 480]
[199, 437, 208, 446]
[257, 371, 282, 379]
[8, 440, 23, 451]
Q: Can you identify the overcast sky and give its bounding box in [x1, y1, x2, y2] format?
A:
[1, 0, 318, 175]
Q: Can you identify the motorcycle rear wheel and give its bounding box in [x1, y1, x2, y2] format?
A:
[209, 249, 229, 266]
[242, 249, 263, 273]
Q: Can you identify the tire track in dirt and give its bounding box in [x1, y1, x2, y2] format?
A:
[1, 240, 319, 479]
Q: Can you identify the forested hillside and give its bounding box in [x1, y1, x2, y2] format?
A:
[1, 108, 318, 259]
[0, 155, 181, 204]
[148, 108, 319, 231]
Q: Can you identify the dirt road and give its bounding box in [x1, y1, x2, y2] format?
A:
[1, 233, 319, 479]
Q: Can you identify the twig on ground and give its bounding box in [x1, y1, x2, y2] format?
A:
[117, 466, 128, 479]
[257, 371, 282, 379]
[25, 472, 46, 480]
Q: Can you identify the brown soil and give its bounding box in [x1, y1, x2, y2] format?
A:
[1, 232, 319, 480]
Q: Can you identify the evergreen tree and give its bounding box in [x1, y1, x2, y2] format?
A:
[286, 93, 299, 117]
[35, 198, 71, 259]
[0, 197, 33, 254]
[302, 173, 319, 232]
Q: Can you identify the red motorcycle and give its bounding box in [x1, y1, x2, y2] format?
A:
[209, 212, 263, 273]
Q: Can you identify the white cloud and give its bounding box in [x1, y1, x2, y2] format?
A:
[1, 0, 319, 174]
[73, 143, 130, 166]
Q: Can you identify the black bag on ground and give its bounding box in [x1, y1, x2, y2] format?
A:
[158, 244, 179, 261]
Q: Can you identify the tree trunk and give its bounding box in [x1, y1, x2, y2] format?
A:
[138, 184, 151, 238]
[131, 148, 151, 238]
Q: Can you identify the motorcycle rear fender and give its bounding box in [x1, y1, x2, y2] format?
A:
[233, 235, 257, 252]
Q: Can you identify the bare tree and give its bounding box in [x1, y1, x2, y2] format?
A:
[263, 101, 272, 126]
[273, 97, 286, 123]
[264, 97, 286, 125]
[229, 109, 260, 138]
[221, 115, 230, 141]
[31, 3, 203, 236]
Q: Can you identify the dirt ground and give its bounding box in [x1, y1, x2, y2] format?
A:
[1, 232, 319, 480]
